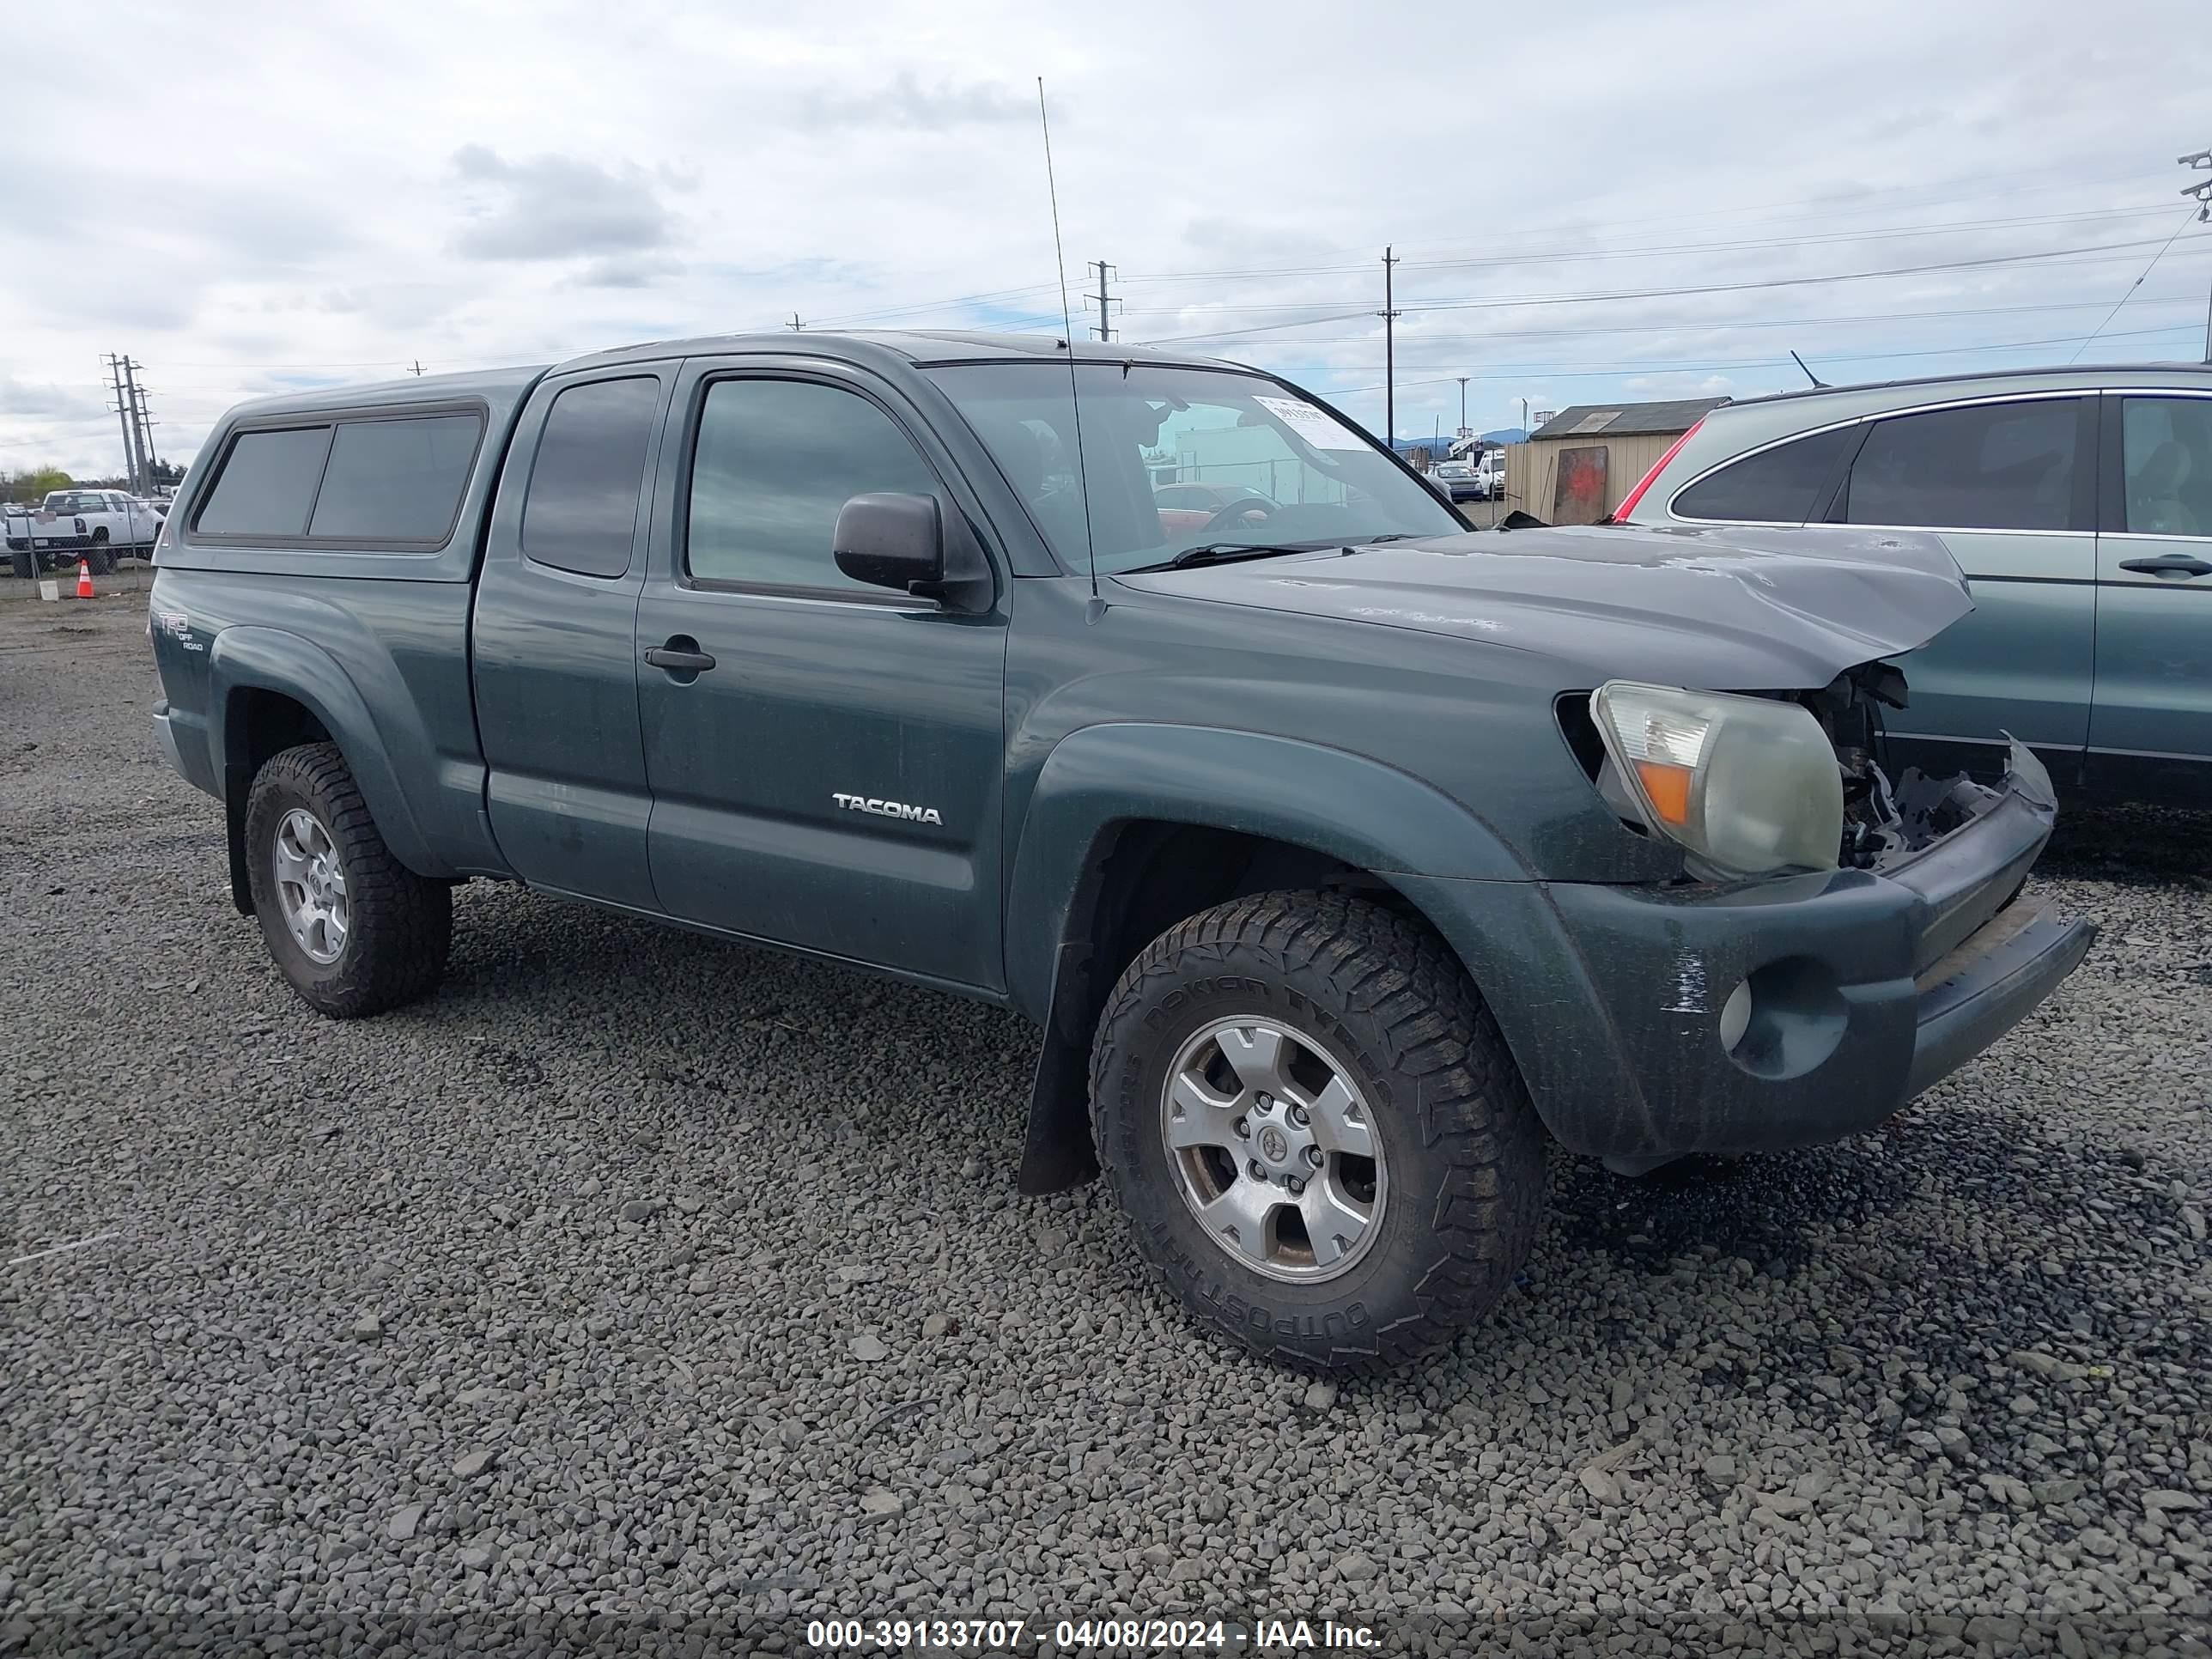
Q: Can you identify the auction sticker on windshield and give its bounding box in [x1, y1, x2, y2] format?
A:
[1253, 394, 1368, 452]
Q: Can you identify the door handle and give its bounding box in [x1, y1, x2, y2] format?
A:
[643, 639, 717, 675]
[2118, 553, 2212, 578]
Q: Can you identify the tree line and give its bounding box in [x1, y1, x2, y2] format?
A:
[3, 459, 185, 502]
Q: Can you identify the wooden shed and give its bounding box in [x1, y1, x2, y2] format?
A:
[1501, 397, 1729, 525]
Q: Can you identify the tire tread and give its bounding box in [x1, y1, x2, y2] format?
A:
[1089, 889, 1545, 1371]
[245, 742, 450, 1018]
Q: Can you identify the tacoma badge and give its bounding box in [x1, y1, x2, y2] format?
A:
[833, 793, 943, 826]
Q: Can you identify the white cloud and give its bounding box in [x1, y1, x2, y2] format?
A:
[448, 145, 678, 262]
[3, 0, 2207, 477]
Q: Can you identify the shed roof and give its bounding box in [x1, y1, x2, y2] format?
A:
[1528, 397, 1729, 442]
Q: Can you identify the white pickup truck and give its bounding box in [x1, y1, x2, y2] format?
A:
[4, 489, 163, 577]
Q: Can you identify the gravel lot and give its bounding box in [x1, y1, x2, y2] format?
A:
[3, 598, 2209, 1656]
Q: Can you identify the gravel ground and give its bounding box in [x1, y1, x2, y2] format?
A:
[3, 599, 2209, 1657]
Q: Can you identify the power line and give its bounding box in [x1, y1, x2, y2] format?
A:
[2069, 209, 2202, 365]
[1136, 234, 2199, 345]
[1186, 294, 2209, 350]
[1115, 202, 2178, 289]
[781, 167, 2170, 336]
[1307, 320, 2201, 398]
[1288, 321, 2199, 392]
[1111, 163, 2168, 289]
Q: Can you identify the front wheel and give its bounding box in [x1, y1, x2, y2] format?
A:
[244, 742, 451, 1017]
[1090, 890, 1546, 1371]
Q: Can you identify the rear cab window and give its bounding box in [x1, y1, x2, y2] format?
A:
[520, 377, 662, 580]
[308, 415, 483, 540]
[193, 428, 334, 537]
[192, 409, 486, 545]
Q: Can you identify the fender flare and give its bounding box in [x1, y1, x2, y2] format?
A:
[1006, 722, 1529, 1019]
[207, 625, 445, 880]
[1003, 722, 1534, 1192]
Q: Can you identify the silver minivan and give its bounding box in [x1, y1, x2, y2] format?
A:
[1618, 365, 2212, 807]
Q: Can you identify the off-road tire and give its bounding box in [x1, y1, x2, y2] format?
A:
[244, 742, 450, 1018]
[1090, 890, 1546, 1371]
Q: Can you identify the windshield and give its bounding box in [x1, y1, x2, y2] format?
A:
[926, 362, 1463, 574]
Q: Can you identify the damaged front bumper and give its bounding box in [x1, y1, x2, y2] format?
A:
[1878, 742, 2094, 1098]
[1398, 740, 2094, 1168]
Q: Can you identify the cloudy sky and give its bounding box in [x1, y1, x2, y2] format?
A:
[5, 0, 2210, 478]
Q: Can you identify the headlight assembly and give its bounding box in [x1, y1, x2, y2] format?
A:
[1589, 680, 1843, 878]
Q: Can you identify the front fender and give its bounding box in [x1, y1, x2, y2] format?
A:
[1003, 722, 1531, 1023]
[207, 625, 445, 878]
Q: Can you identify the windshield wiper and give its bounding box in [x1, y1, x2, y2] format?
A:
[1131, 541, 1322, 573]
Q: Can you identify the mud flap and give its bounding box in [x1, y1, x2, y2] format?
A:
[226, 782, 253, 917]
[1016, 941, 1102, 1195]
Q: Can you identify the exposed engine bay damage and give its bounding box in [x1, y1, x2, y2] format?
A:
[1571, 658, 2060, 879]
[1808, 663, 2055, 873]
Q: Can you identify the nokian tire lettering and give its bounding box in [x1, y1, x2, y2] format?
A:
[1088, 890, 1546, 1371]
[243, 741, 452, 1018]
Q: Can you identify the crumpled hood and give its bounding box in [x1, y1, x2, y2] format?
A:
[1114, 522, 1973, 690]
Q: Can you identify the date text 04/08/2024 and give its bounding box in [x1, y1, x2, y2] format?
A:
[801, 1617, 1382, 1651]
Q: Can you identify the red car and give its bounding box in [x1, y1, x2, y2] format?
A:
[1152, 481, 1274, 538]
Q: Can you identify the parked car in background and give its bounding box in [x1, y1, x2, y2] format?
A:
[7, 489, 162, 576]
[1152, 480, 1275, 536]
[1616, 366, 2212, 808]
[1428, 457, 1483, 501]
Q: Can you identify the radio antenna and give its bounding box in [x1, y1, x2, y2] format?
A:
[1036, 76, 1100, 606]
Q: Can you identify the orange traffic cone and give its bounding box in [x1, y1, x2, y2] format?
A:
[75, 559, 94, 599]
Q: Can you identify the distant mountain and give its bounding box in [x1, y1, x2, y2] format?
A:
[1392, 429, 1522, 455]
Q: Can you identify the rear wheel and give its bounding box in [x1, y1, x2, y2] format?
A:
[244, 742, 451, 1017]
[9, 546, 29, 580]
[1090, 890, 1546, 1371]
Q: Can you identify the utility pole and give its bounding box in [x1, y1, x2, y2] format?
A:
[1456, 376, 1469, 439]
[104, 354, 137, 493]
[1087, 260, 1117, 342]
[410, 359, 424, 376]
[1379, 247, 1400, 453]
[787, 313, 804, 332]
[2183, 147, 2212, 363]
[129, 366, 159, 479]
[120, 358, 151, 492]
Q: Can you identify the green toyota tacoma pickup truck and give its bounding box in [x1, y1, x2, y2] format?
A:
[146, 331, 2093, 1371]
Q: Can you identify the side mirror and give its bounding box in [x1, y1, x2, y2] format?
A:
[833, 491, 992, 611]
[834, 491, 942, 593]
